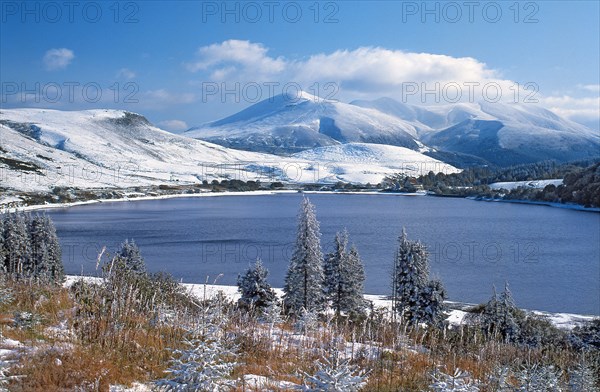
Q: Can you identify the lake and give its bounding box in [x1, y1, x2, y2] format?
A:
[44, 193, 600, 315]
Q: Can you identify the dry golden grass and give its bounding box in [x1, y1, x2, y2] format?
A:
[0, 277, 596, 391]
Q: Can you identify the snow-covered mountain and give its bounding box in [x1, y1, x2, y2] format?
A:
[0, 109, 456, 192]
[420, 102, 600, 166]
[188, 94, 599, 167]
[350, 98, 496, 136]
[185, 91, 422, 154]
[353, 98, 600, 166]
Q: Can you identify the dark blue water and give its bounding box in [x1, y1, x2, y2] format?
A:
[44, 193, 600, 315]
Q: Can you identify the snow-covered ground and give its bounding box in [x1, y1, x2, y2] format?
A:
[64, 276, 597, 330]
[293, 143, 458, 183]
[488, 179, 563, 190]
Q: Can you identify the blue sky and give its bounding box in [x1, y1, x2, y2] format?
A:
[1, 1, 599, 131]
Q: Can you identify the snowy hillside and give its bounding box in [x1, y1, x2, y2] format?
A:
[352, 98, 600, 166]
[0, 109, 456, 192]
[350, 97, 496, 136]
[185, 91, 421, 153]
[488, 179, 563, 191]
[0, 109, 292, 191]
[293, 143, 459, 183]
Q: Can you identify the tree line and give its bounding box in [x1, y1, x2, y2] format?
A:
[0, 212, 64, 283]
[384, 159, 600, 208]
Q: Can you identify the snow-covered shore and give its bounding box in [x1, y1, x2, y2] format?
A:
[1, 188, 434, 213]
[64, 276, 597, 330]
[0, 190, 301, 213]
[471, 197, 600, 212]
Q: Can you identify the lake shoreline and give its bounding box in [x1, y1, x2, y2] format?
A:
[3, 189, 430, 213]
[64, 275, 598, 329]
[5, 188, 598, 213]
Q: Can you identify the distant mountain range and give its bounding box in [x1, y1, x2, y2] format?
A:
[1, 94, 598, 193]
[186, 92, 600, 167]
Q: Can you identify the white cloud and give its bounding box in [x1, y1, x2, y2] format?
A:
[43, 48, 75, 71]
[185, 40, 286, 80]
[185, 40, 520, 105]
[183, 40, 599, 126]
[116, 68, 136, 79]
[158, 119, 189, 132]
[578, 84, 600, 93]
[540, 95, 600, 123]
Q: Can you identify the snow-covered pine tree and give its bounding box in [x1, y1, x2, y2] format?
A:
[391, 227, 430, 323]
[115, 239, 146, 275]
[260, 300, 284, 337]
[429, 368, 480, 392]
[568, 359, 599, 392]
[2, 213, 32, 277]
[28, 214, 63, 283]
[283, 197, 325, 314]
[28, 215, 51, 280]
[301, 347, 369, 391]
[486, 366, 512, 392]
[295, 307, 319, 334]
[237, 258, 276, 310]
[515, 363, 563, 392]
[481, 283, 521, 342]
[324, 230, 367, 316]
[416, 279, 447, 327]
[42, 215, 64, 283]
[155, 301, 238, 391]
[0, 217, 5, 272]
[324, 230, 348, 315]
[346, 244, 366, 314]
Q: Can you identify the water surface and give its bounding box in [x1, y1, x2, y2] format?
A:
[45, 193, 600, 315]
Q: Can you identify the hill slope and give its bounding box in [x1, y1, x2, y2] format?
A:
[0, 109, 456, 192]
[185, 92, 422, 154]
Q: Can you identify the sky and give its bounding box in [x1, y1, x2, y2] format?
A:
[1, 0, 599, 131]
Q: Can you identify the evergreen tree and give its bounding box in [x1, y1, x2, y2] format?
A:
[515, 364, 563, 392]
[415, 279, 447, 327]
[391, 227, 430, 323]
[29, 215, 64, 283]
[237, 258, 276, 310]
[323, 230, 366, 316]
[568, 360, 599, 392]
[2, 213, 31, 277]
[301, 347, 369, 391]
[391, 228, 448, 326]
[115, 239, 146, 275]
[42, 215, 64, 283]
[260, 300, 284, 337]
[0, 217, 6, 274]
[346, 245, 366, 314]
[283, 197, 325, 314]
[29, 215, 50, 279]
[429, 368, 480, 392]
[294, 307, 319, 334]
[155, 302, 238, 391]
[481, 283, 521, 342]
